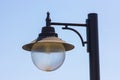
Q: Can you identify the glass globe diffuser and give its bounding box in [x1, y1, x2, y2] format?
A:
[31, 42, 65, 71]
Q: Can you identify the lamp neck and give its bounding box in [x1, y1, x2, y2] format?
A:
[36, 26, 58, 41]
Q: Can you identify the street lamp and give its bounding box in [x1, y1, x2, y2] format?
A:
[22, 12, 100, 80]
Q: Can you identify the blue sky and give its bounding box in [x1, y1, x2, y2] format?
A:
[0, 0, 120, 80]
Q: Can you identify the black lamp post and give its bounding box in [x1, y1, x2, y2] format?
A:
[22, 12, 100, 80]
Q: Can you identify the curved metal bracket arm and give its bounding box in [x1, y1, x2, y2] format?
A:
[45, 12, 87, 47]
[62, 26, 87, 47]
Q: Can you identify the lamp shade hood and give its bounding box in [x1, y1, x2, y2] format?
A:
[22, 36, 74, 51]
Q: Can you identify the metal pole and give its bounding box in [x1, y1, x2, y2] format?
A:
[87, 13, 100, 80]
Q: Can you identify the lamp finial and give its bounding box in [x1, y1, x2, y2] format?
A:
[46, 12, 51, 26]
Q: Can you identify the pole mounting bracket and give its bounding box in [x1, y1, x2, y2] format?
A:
[46, 12, 87, 47]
